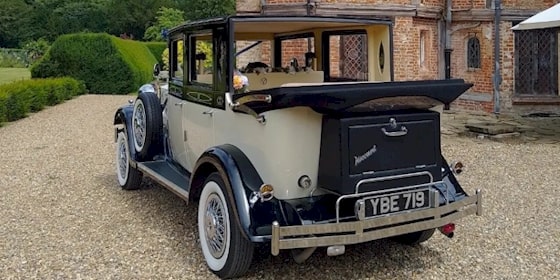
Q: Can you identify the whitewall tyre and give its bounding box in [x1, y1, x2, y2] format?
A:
[198, 172, 254, 279]
[116, 131, 143, 190]
[132, 91, 162, 160]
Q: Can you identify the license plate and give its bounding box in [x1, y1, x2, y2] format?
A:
[356, 189, 431, 219]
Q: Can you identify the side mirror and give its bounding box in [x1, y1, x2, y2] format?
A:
[153, 63, 161, 77]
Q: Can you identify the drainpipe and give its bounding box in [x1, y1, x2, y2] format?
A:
[261, 0, 266, 15]
[493, 0, 502, 114]
[307, 0, 312, 52]
[444, 0, 453, 110]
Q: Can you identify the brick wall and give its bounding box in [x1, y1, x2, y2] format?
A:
[393, 17, 440, 81]
[239, 0, 560, 114]
[280, 38, 312, 67]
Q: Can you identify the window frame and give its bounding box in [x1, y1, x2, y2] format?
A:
[321, 29, 368, 82]
[273, 32, 315, 69]
[466, 35, 481, 70]
[513, 28, 559, 97]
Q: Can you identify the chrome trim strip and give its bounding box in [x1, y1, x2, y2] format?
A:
[235, 94, 272, 105]
[271, 221, 280, 255]
[476, 189, 482, 216]
[355, 171, 434, 193]
[137, 162, 189, 201]
[225, 92, 267, 124]
[270, 194, 480, 255]
[278, 207, 477, 250]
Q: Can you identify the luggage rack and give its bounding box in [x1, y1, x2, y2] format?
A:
[324, 171, 447, 223]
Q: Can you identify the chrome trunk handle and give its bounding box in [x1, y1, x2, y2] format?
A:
[381, 126, 408, 137]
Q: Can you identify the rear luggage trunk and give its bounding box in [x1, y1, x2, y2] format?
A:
[317, 109, 441, 195]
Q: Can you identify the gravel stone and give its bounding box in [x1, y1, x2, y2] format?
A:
[1, 95, 559, 279]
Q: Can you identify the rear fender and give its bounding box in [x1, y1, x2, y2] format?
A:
[113, 104, 141, 162]
[191, 144, 290, 241]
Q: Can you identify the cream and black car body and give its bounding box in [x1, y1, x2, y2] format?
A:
[113, 15, 482, 279]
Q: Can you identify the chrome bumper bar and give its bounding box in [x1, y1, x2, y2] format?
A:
[270, 189, 482, 256]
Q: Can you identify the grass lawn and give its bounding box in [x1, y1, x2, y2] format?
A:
[0, 67, 31, 85]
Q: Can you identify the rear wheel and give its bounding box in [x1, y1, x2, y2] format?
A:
[391, 229, 435, 245]
[198, 172, 254, 279]
[116, 131, 143, 190]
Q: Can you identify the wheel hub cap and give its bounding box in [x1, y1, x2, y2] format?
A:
[133, 103, 145, 147]
[118, 140, 127, 177]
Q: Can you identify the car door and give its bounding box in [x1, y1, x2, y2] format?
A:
[182, 31, 217, 171]
[166, 35, 190, 170]
[167, 82, 189, 169]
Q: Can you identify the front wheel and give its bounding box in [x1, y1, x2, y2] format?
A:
[116, 131, 143, 190]
[198, 172, 254, 279]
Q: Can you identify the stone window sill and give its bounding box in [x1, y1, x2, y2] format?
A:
[512, 95, 560, 105]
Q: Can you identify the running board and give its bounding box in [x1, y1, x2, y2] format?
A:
[137, 160, 191, 201]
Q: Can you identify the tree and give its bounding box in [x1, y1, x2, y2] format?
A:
[144, 7, 185, 41]
[50, 2, 109, 36]
[176, 0, 235, 21]
[106, 0, 176, 40]
[0, 0, 32, 47]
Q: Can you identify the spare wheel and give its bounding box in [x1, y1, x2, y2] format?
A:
[132, 91, 163, 160]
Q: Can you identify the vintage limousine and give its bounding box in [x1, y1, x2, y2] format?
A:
[113, 15, 482, 279]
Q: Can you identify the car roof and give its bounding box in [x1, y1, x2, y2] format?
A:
[168, 15, 391, 35]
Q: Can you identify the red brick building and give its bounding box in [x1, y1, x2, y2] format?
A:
[236, 0, 560, 114]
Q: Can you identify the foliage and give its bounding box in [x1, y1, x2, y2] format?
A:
[49, 2, 109, 38]
[0, 68, 30, 85]
[105, 0, 176, 41]
[31, 33, 157, 94]
[0, 49, 27, 68]
[178, 0, 235, 21]
[0, 0, 32, 48]
[161, 41, 212, 71]
[0, 0, 236, 49]
[144, 42, 167, 65]
[144, 7, 185, 41]
[0, 77, 86, 125]
[22, 38, 50, 65]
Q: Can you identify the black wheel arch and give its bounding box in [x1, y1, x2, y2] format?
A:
[190, 144, 264, 241]
[113, 105, 142, 162]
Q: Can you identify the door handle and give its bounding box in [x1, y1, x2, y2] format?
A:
[174, 101, 185, 107]
[203, 109, 214, 116]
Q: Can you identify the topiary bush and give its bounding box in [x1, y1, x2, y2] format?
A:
[144, 42, 167, 66]
[31, 33, 157, 94]
[0, 77, 86, 125]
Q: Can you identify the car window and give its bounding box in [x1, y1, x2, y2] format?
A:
[170, 38, 184, 80]
[189, 33, 214, 86]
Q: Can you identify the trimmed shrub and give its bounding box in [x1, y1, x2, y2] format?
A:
[0, 77, 86, 125]
[144, 42, 167, 66]
[31, 33, 157, 94]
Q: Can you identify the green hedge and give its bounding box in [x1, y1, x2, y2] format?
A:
[30, 33, 157, 94]
[0, 77, 86, 124]
[144, 42, 167, 66]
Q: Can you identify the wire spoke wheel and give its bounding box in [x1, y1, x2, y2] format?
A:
[197, 173, 254, 278]
[204, 193, 228, 259]
[133, 101, 146, 152]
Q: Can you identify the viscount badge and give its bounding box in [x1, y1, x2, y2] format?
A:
[354, 145, 377, 167]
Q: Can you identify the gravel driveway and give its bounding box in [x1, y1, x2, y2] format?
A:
[1, 94, 559, 279]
